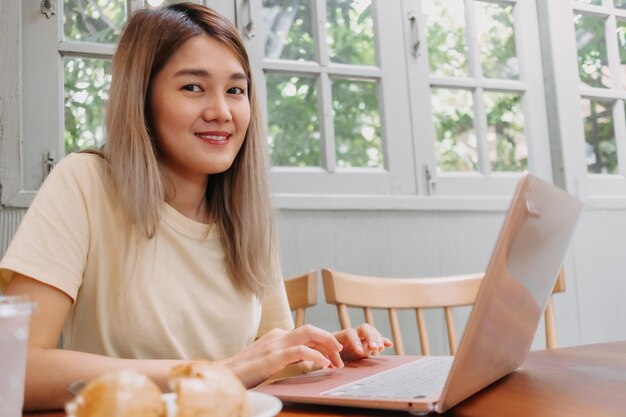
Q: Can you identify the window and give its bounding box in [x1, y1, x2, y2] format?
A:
[3, 0, 610, 210]
[405, 0, 552, 195]
[572, 0, 626, 196]
[243, 0, 417, 196]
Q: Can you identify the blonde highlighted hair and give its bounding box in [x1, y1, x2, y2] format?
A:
[104, 3, 277, 295]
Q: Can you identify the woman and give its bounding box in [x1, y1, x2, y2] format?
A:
[0, 3, 390, 409]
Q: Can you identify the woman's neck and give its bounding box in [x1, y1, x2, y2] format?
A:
[162, 168, 211, 224]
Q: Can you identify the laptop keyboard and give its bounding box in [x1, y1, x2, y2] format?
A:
[321, 356, 454, 400]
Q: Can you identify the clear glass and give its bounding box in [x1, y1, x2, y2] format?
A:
[64, 57, 112, 154]
[575, 14, 610, 89]
[573, 0, 602, 4]
[616, 0, 626, 9]
[263, 0, 315, 61]
[0, 296, 37, 417]
[431, 88, 477, 172]
[618, 20, 626, 90]
[424, 0, 469, 77]
[326, 0, 376, 65]
[63, 0, 126, 43]
[484, 91, 527, 172]
[582, 99, 618, 174]
[266, 74, 321, 167]
[475, 1, 519, 80]
[332, 78, 383, 168]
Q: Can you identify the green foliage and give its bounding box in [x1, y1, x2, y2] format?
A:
[63, 0, 124, 154]
[267, 75, 321, 167]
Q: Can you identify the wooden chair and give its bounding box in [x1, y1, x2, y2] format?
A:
[322, 267, 566, 355]
[284, 271, 318, 327]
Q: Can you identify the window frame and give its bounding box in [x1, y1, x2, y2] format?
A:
[241, 0, 418, 197]
[405, 0, 554, 196]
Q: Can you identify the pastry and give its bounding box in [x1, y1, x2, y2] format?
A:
[169, 361, 249, 417]
[65, 369, 166, 417]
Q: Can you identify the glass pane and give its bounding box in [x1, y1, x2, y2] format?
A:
[424, 0, 469, 78]
[616, 0, 626, 9]
[575, 14, 610, 89]
[332, 79, 382, 168]
[263, 0, 315, 61]
[573, 0, 602, 4]
[431, 88, 477, 172]
[618, 21, 626, 90]
[484, 92, 527, 172]
[63, 0, 126, 43]
[64, 58, 111, 154]
[475, 1, 518, 80]
[266, 74, 321, 167]
[326, 0, 376, 65]
[582, 99, 618, 174]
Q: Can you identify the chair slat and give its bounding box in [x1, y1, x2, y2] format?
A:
[389, 308, 405, 355]
[364, 307, 375, 327]
[295, 307, 305, 328]
[545, 297, 557, 349]
[444, 306, 457, 355]
[416, 308, 431, 356]
[338, 304, 352, 329]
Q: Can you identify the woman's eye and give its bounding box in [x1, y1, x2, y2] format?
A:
[227, 87, 246, 95]
[182, 84, 202, 93]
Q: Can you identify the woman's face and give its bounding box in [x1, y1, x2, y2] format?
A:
[149, 34, 251, 182]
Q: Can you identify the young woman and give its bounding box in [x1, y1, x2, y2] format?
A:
[0, 2, 391, 410]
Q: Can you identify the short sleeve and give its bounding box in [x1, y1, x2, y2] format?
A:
[256, 278, 295, 338]
[0, 154, 91, 300]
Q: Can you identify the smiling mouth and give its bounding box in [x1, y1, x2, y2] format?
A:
[195, 133, 230, 142]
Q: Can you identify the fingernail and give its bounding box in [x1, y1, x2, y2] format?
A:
[356, 343, 364, 354]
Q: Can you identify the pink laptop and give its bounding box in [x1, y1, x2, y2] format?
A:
[254, 173, 584, 414]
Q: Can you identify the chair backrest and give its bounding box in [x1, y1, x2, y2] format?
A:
[284, 271, 318, 327]
[322, 267, 565, 355]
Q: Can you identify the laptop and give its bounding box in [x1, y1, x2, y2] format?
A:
[254, 173, 584, 414]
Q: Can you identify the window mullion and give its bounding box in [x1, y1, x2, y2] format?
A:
[465, 0, 489, 176]
[614, 101, 626, 177]
[319, 73, 336, 173]
[314, 0, 337, 173]
[605, 14, 621, 91]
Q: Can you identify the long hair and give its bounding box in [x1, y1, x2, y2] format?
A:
[104, 3, 277, 295]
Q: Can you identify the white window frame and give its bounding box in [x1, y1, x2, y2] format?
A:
[3, 0, 602, 211]
[240, 0, 418, 198]
[573, 1, 626, 200]
[406, 0, 554, 196]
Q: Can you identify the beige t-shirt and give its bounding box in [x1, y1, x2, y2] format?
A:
[0, 153, 294, 359]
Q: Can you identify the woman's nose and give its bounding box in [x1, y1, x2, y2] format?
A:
[202, 94, 231, 122]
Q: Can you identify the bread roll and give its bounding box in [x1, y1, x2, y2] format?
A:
[169, 362, 249, 417]
[65, 369, 166, 417]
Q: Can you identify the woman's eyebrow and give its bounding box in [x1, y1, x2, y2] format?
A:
[173, 68, 249, 82]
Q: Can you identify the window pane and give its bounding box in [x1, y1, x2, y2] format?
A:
[575, 14, 610, 89]
[618, 21, 626, 90]
[425, 0, 469, 78]
[64, 58, 111, 154]
[332, 79, 382, 168]
[326, 0, 376, 65]
[484, 92, 527, 172]
[582, 99, 618, 174]
[475, 1, 518, 80]
[616, 0, 626, 9]
[263, 0, 315, 61]
[573, 0, 602, 4]
[266, 74, 321, 167]
[63, 0, 126, 43]
[431, 88, 477, 172]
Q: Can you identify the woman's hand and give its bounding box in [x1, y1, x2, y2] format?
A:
[218, 324, 344, 388]
[334, 323, 393, 363]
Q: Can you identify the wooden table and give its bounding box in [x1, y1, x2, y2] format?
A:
[23, 341, 626, 417]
